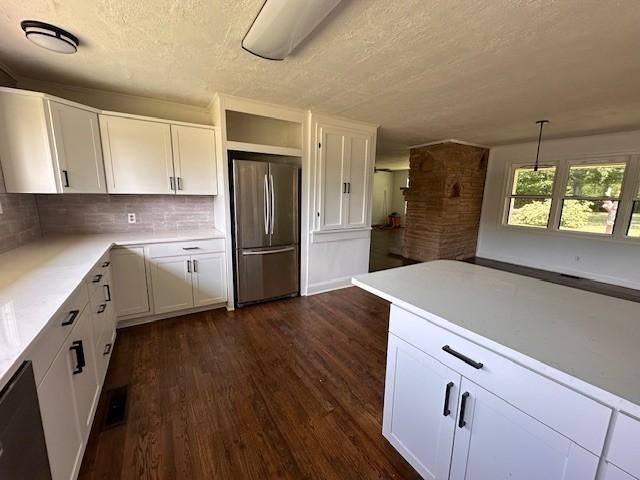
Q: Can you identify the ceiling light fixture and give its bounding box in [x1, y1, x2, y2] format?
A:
[533, 120, 549, 171]
[20, 20, 79, 54]
[242, 0, 342, 60]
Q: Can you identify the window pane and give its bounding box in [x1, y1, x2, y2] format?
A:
[507, 198, 552, 228]
[628, 201, 640, 237]
[565, 163, 626, 197]
[512, 167, 556, 195]
[559, 199, 619, 234]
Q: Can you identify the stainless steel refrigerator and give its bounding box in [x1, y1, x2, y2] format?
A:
[232, 159, 299, 306]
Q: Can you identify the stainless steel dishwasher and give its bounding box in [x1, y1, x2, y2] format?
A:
[0, 361, 52, 479]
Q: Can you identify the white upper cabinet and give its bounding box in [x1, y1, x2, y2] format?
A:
[100, 114, 175, 194]
[319, 127, 348, 230]
[100, 113, 218, 195]
[345, 132, 370, 228]
[0, 89, 105, 193]
[314, 118, 375, 231]
[49, 101, 106, 193]
[171, 124, 218, 195]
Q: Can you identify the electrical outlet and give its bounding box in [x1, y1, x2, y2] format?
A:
[127, 213, 136, 224]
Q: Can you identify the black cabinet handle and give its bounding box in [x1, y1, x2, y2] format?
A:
[442, 345, 484, 369]
[182, 246, 200, 251]
[103, 343, 112, 355]
[443, 381, 454, 416]
[61, 309, 80, 326]
[193, 259, 198, 273]
[104, 284, 111, 302]
[347, 182, 351, 193]
[187, 259, 192, 273]
[343, 182, 347, 194]
[97, 304, 106, 314]
[92, 273, 103, 283]
[101, 261, 111, 268]
[62, 170, 70, 187]
[70, 340, 86, 374]
[458, 392, 470, 428]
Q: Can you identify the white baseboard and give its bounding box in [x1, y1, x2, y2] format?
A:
[116, 302, 227, 329]
[305, 276, 354, 296]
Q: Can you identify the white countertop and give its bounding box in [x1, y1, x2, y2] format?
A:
[0, 229, 225, 389]
[353, 260, 640, 412]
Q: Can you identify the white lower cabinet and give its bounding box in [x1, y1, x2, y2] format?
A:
[449, 378, 599, 480]
[149, 252, 227, 313]
[600, 464, 638, 480]
[384, 335, 460, 479]
[149, 255, 195, 313]
[192, 252, 227, 306]
[385, 326, 603, 480]
[37, 305, 99, 480]
[111, 247, 150, 317]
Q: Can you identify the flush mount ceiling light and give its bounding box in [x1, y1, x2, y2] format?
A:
[20, 20, 79, 54]
[242, 0, 342, 60]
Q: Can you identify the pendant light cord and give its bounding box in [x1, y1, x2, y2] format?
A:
[534, 120, 549, 171]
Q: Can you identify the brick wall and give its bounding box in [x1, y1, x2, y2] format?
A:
[402, 142, 489, 262]
[0, 165, 42, 254]
[36, 194, 215, 234]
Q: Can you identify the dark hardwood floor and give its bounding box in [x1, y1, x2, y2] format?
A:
[369, 228, 417, 272]
[79, 288, 420, 480]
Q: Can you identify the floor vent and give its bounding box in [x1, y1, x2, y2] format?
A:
[102, 385, 129, 430]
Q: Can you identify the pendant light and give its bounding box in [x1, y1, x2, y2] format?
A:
[242, 0, 342, 60]
[533, 120, 549, 171]
[20, 20, 79, 54]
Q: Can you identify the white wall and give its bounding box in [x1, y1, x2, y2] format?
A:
[17, 78, 213, 125]
[372, 171, 393, 225]
[477, 129, 640, 289]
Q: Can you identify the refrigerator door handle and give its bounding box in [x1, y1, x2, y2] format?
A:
[263, 174, 270, 235]
[242, 246, 295, 256]
[270, 173, 275, 235]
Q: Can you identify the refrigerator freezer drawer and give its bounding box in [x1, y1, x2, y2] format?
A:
[236, 245, 299, 305]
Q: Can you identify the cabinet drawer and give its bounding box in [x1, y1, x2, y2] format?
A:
[607, 412, 640, 478]
[29, 284, 89, 385]
[86, 252, 112, 296]
[389, 305, 612, 455]
[147, 239, 224, 258]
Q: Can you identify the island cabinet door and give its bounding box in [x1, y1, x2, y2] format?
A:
[449, 378, 600, 480]
[383, 334, 461, 480]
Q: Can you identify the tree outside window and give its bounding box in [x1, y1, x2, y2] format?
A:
[559, 163, 626, 234]
[628, 183, 640, 237]
[506, 166, 556, 228]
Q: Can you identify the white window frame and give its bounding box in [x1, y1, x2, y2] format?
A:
[502, 163, 558, 229]
[626, 161, 640, 238]
[501, 154, 640, 243]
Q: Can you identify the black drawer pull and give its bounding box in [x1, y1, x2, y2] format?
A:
[442, 345, 484, 369]
[443, 381, 454, 416]
[97, 304, 106, 314]
[182, 246, 200, 251]
[103, 343, 112, 355]
[70, 340, 86, 374]
[458, 392, 470, 428]
[104, 284, 111, 302]
[101, 261, 111, 268]
[61, 309, 80, 326]
[92, 274, 103, 283]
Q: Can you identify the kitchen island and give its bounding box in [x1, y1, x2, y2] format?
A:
[353, 260, 640, 480]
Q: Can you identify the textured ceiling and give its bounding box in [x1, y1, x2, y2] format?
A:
[1, 0, 640, 147]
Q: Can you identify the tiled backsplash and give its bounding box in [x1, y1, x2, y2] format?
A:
[0, 193, 42, 254]
[36, 194, 215, 234]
